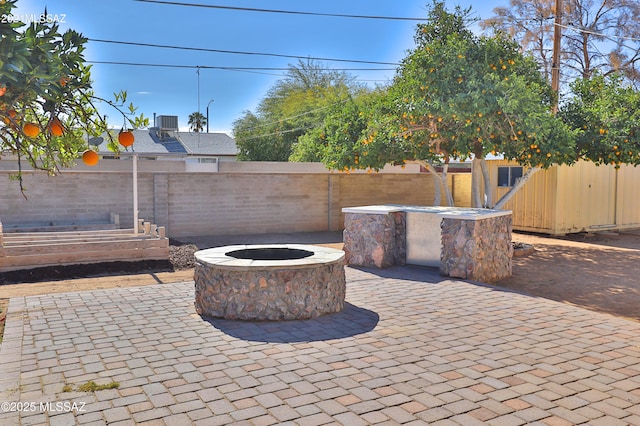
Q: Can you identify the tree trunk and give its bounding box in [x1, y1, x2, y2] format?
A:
[471, 158, 483, 208]
[422, 162, 441, 205]
[480, 159, 492, 208]
[442, 163, 455, 206]
[415, 160, 454, 206]
[492, 166, 541, 210]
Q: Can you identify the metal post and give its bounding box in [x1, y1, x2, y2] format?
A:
[133, 153, 139, 234]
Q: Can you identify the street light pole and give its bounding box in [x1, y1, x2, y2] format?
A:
[206, 99, 214, 133]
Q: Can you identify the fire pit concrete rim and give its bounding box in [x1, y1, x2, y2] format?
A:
[194, 244, 345, 270]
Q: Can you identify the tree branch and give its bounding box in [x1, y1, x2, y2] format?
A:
[492, 166, 541, 209]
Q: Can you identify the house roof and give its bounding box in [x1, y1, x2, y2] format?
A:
[175, 131, 238, 156]
[93, 129, 237, 156]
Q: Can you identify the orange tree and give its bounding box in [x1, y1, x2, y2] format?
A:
[560, 73, 640, 168]
[290, 88, 392, 164]
[0, 1, 147, 192]
[302, 2, 577, 208]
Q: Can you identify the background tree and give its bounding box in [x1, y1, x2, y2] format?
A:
[482, 0, 640, 86]
[560, 72, 640, 167]
[233, 59, 365, 161]
[303, 2, 576, 208]
[0, 1, 147, 193]
[188, 112, 206, 133]
[290, 88, 391, 165]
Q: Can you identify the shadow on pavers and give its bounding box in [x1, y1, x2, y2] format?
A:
[347, 264, 449, 285]
[201, 302, 379, 343]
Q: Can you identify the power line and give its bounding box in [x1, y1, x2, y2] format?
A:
[88, 38, 401, 66]
[87, 60, 395, 72]
[87, 61, 392, 81]
[556, 22, 640, 43]
[499, 17, 640, 43]
[133, 0, 429, 21]
[240, 99, 349, 133]
[240, 124, 321, 141]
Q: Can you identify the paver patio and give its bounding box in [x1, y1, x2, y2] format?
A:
[1, 266, 640, 425]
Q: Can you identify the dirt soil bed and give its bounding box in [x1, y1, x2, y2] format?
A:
[1, 232, 639, 341]
[498, 230, 640, 322]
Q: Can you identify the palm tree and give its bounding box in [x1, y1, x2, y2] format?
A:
[188, 112, 206, 133]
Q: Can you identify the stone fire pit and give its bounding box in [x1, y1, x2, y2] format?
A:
[194, 244, 346, 320]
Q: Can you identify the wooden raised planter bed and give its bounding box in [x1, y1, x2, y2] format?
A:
[0, 219, 169, 273]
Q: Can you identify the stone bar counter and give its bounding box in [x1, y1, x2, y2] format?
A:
[342, 205, 513, 283]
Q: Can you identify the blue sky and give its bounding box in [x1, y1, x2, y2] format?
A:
[14, 0, 508, 133]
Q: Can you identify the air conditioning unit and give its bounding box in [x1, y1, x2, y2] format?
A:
[156, 115, 179, 131]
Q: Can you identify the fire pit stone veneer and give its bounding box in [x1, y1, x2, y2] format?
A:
[194, 244, 346, 320]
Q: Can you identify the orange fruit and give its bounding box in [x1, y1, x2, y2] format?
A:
[82, 150, 99, 166]
[59, 77, 69, 87]
[118, 130, 134, 147]
[2, 109, 16, 125]
[49, 118, 64, 137]
[23, 123, 40, 138]
[0, 86, 6, 96]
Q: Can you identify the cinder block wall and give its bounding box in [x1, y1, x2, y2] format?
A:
[165, 173, 330, 236]
[0, 161, 467, 238]
[0, 172, 153, 230]
[452, 174, 472, 207]
[336, 173, 438, 230]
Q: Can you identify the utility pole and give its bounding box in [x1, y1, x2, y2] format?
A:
[551, 0, 563, 114]
[196, 66, 201, 115]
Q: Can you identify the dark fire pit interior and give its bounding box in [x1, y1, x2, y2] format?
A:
[226, 247, 313, 261]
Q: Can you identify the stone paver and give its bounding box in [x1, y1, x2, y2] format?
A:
[1, 266, 640, 425]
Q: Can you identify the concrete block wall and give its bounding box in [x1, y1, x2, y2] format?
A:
[153, 174, 169, 231]
[1, 172, 142, 230]
[336, 173, 439, 231]
[452, 173, 472, 207]
[338, 173, 437, 207]
[1, 160, 468, 238]
[165, 174, 330, 237]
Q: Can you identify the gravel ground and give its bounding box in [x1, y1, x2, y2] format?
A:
[168, 242, 199, 269]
